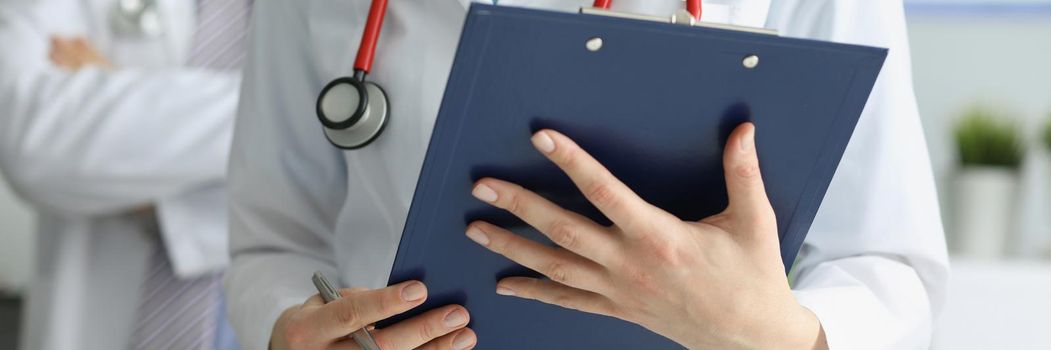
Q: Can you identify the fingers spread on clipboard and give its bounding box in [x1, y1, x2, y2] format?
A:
[311, 281, 428, 341]
[350, 305, 472, 350]
[415, 328, 478, 350]
[469, 177, 617, 264]
[529, 130, 679, 235]
[465, 220, 608, 293]
[495, 276, 618, 318]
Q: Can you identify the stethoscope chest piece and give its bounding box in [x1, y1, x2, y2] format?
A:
[110, 0, 163, 37]
[317, 77, 390, 149]
[317, 0, 392, 149]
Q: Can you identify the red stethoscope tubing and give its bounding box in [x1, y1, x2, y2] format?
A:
[354, 0, 389, 74]
[592, 0, 702, 20]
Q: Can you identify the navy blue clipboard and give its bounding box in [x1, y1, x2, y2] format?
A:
[384, 4, 886, 348]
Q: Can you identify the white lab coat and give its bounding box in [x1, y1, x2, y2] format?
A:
[0, 0, 239, 348]
[226, 1, 949, 349]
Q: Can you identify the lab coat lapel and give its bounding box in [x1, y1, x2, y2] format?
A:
[155, 0, 196, 64]
[82, 0, 113, 46]
[730, 0, 771, 28]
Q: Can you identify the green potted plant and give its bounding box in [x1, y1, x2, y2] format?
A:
[952, 106, 1024, 259]
[1044, 119, 1051, 152]
[1043, 119, 1051, 258]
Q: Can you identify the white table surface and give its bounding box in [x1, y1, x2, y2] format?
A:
[932, 259, 1051, 350]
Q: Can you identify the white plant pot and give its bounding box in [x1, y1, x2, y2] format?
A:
[952, 167, 1019, 259]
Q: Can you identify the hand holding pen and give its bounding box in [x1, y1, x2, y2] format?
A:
[268, 272, 477, 350]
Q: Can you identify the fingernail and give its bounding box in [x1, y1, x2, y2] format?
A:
[532, 131, 556, 154]
[443, 309, 469, 329]
[452, 331, 476, 350]
[495, 285, 516, 296]
[471, 184, 498, 203]
[740, 125, 754, 152]
[465, 226, 490, 246]
[401, 282, 427, 302]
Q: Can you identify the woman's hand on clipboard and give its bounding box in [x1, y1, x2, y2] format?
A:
[466, 123, 828, 350]
[270, 281, 477, 350]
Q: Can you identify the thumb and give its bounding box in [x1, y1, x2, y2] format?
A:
[722, 123, 773, 222]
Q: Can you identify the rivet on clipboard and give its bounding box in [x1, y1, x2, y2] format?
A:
[743, 55, 759, 69]
[586, 37, 604, 52]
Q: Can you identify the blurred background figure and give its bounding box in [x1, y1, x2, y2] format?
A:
[0, 0, 249, 349]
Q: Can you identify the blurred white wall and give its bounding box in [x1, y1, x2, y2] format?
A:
[0, 172, 34, 293]
[907, 7, 1051, 257]
[933, 260, 1051, 350]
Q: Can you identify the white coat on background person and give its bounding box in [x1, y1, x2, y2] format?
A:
[0, 0, 240, 349]
[226, 0, 949, 349]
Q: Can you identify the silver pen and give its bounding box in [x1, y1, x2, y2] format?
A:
[312, 272, 382, 350]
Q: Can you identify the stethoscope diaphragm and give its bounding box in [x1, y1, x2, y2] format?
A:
[317, 77, 390, 149]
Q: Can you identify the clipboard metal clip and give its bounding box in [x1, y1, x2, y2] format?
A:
[578, 7, 778, 36]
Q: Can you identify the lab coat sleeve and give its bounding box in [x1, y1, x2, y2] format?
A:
[766, 1, 950, 348]
[223, 1, 348, 349]
[0, 5, 240, 217]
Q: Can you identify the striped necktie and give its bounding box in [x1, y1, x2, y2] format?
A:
[130, 1, 250, 349]
[131, 237, 224, 349]
[186, 0, 252, 69]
